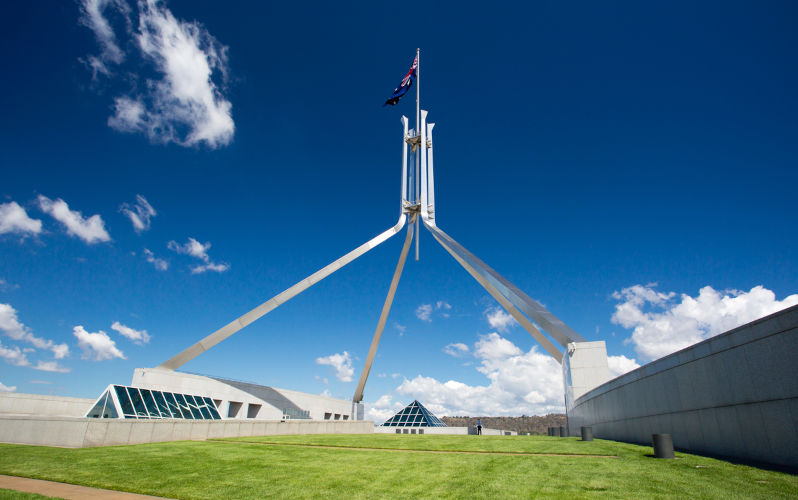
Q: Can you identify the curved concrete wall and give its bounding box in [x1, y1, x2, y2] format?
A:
[568, 304, 798, 468]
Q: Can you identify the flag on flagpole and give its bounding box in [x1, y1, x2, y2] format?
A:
[383, 55, 418, 106]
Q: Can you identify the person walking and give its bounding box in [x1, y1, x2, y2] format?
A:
[477, 419, 482, 435]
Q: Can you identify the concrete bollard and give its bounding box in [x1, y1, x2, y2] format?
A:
[581, 426, 593, 441]
[652, 433, 675, 459]
[559, 426, 566, 437]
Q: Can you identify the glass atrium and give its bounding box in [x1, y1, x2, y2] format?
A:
[381, 400, 446, 427]
[86, 384, 222, 420]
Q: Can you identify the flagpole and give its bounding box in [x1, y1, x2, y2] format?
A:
[415, 47, 420, 261]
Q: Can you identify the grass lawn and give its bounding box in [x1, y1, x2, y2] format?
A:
[0, 435, 795, 499]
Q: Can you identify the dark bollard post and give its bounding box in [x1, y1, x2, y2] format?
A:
[581, 426, 593, 441]
[652, 434, 674, 459]
[559, 426, 566, 437]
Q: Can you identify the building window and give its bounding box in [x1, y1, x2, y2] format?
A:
[324, 412, 332, 420]
[247, 404, 261, 419]
[228, 401, 242, 418]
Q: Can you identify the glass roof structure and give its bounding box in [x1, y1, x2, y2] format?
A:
[381, 400, 446, 427]
[86, 384, 221, 420]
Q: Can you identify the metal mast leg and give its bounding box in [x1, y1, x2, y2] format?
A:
[423, 221, 585, 347]
[425, 222, 563, 362]
[353, 220, 415, 403]
[158, 215, 408, 371]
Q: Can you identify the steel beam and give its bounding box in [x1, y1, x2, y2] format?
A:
[158, 215, 408, 370]
[353, 220, 415, 403]
[423, 221, 584, 349]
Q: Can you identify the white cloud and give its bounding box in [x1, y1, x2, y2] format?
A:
[484, 306, 517, 333]
[33, 361, 70, 373]
[0, 381, 16, 392]
[415, 304, 432, 322]
[168, 237, 229, 274]
[120, 194, 156, 233]
[83, 0, 234, 148]
[379, 333, 564, 416]
[436, 301, 452, 318]
[144, 248, 168, 271]
[190, 262, 230, 274]
[0, 303, 69, 358]
[111, 321, 151, 344]
[73, 326, 126, 361]
[315, 351, 353, 382]
[607, 355, 640, 378]
[37, 196, 110, 244]
[391, 373, 401, 379]
[0, 278, 19, 291]
[0, 340, 29, 367]
[612, 284, 798, 362]
[79, 0, 129, 77]
[364, 394, 401, 422]
[394, 323, 406, 336]
[320, 389, 332, 398]
[0, 202, 42, 236]
[443, 342, 469, 357]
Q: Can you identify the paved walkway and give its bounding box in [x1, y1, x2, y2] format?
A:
[0, 475, 172, 499]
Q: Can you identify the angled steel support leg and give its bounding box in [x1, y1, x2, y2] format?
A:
[353, 219, 415, 403]
[423, 221, 585, 349]
[158, 215, 408, 370]
[424, 221, 563, 362]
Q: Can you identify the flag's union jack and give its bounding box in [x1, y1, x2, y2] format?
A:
[383, 56, 418, 106]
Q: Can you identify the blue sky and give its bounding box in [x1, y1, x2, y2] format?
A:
[1, 1, 796, 419]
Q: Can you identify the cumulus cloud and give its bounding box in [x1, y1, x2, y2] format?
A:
[315, 351, 354, 382]
[81, 0, 234, 148]
[0, 340, 69, 372]
[484, 306, 517, 333]
[612, 284, 798, 362]
[415, 304, 432, 322]
[365, 394, 402, 422]
[373, 333, 564, 416]
[37, 196, 110, 244]
[143, 248, 168, 270]
[0, 304, 69, 359]
[0, 341, 29, 367]
[32, 361, 70, 373]
[168, 237, 229, 274]
[111, 321, 151, 344]
[120, 194, 156, 233]
[443, 343, 469, 357]
[607, 355, 640, 378]
[394, 323, 406, 336]
[73, 326, 126, 361]
[0, 381, 16, 392]
[0, 202, 42, 236]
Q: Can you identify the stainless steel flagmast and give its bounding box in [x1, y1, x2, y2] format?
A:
[158, 49, 587, 411]
[415, 47, 421, 261]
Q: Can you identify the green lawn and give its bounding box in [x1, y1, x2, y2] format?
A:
[0, 435, 795, 499]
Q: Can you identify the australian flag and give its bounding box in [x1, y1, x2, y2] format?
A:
[383, 56, 418, 106]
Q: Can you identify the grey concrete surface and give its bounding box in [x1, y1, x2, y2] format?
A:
[0, 415, 374, 448]
[568, 304, 798, 468]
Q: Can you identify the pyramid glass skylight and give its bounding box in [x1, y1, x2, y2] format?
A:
[381, 400, 446, 427]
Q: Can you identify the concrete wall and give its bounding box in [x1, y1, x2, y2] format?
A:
[132, 368, 353, 421]
[568, 304, 798, 468]
[0, 415, 374, 448]
[0, 392, 94, 417]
